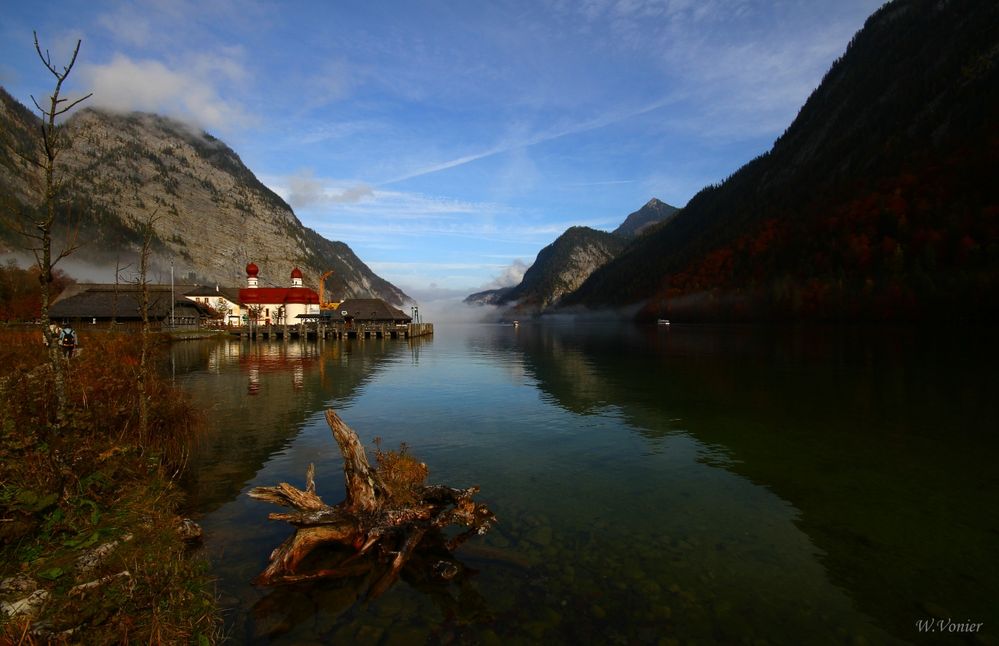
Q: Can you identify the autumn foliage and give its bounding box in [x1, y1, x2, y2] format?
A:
[0, 260, 75, 323]
[644, 140, 999, 322]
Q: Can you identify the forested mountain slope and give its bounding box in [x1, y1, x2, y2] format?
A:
[564, 0, 999, 321]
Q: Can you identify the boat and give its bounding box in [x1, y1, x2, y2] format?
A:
[657, 319, 670, 326]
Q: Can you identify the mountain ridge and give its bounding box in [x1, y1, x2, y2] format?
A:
[0, 89, 409, 305]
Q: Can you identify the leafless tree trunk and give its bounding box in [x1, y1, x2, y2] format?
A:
[112, 256, 130, 329]
[135, 213, 160, 441]
[6, 33, 92, 426]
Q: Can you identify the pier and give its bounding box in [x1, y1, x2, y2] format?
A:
[232, 322, 433, 340]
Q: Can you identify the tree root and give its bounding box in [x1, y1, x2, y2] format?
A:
[248, 409, 495, 596]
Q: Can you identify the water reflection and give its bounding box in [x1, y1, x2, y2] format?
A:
[489, 322, 999, 642]
[177, 338, 420, 513]
[171, 325, 998, 644]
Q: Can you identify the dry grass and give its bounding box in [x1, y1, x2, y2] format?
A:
[372, 438, 429, 507]
[0, 328, 221, 643]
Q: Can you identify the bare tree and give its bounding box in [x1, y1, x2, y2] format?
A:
[15, 32, 92, 424]
[134, 212, 161, 441]
[112, 256, 132, 328]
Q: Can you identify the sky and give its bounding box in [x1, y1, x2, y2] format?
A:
[1, 0, 883, 301]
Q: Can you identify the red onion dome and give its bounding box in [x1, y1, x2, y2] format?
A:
[290, 267, 303, 279]
[246, 262, 259, 277]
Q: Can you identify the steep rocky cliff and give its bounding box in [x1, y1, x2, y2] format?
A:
[0, 90, 408, 305]
[493, 226, 625, 314]
[463, 199, 672, 315]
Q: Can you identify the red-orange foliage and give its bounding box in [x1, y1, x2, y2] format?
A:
[644, 136, 998, 322]
[0, 261, 75, 322]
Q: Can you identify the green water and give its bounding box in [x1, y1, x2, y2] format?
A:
[172, 323, 999, 644]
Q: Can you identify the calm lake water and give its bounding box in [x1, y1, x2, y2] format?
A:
[170, 323, 999, 644]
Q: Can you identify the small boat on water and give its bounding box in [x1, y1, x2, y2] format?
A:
[657, 319, 670, 326]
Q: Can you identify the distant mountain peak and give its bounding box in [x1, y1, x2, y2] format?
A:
[612, 198, 679, 239]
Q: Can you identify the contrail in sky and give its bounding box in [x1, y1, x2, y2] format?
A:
[379, 95, 680, 186]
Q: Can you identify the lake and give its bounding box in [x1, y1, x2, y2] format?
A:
[171, 322, 999, 644]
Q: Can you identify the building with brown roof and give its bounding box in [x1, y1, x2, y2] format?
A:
[331, 298, 412, 324]
[49, 284, 212, 329]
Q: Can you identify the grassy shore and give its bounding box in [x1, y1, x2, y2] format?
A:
[0, 328, 221, 643]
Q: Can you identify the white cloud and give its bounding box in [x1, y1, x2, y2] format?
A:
[283, 169, 374, 209]
[482, 259, 530, 290]
[79, 53, 253, 131]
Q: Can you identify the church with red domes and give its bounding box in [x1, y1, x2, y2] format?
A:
[237, 262, 320, 325]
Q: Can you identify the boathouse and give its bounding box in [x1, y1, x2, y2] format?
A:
[49, 284, 212, 329]
[331, 298, 412, 325]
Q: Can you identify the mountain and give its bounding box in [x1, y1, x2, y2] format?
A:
[462, 199, 671, 313]
[463, 286, 513, 307]
[491, 226, 625, 313]
[0, 89, 409, 305]
[612, 198, 678, 239]
[563, 0, 999, 321]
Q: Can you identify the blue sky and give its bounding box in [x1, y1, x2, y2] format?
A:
[1, 0, 883, 299]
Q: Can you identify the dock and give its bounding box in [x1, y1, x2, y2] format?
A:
[231, 322, 433, 341]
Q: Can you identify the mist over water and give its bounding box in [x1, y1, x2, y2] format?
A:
[400, 294, 506, 324]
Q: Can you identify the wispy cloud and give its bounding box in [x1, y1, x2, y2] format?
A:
[294, 119, 385, 146]
[562, 179, 636, 187]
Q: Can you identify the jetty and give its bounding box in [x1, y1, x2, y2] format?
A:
[232, 321, 433, 341]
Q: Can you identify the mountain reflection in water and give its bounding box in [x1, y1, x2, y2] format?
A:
[172, 324, 998, 644]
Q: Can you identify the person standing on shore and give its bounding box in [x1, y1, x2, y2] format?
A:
[58, 321, 77, 359]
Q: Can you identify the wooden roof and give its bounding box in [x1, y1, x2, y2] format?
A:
[50, 285, 212, 321]
[333, 298, 412, 322]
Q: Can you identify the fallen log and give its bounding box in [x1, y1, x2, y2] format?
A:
[249, 409, 495, 594]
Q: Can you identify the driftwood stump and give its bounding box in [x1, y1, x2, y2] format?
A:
[249, 410, 495, 595]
